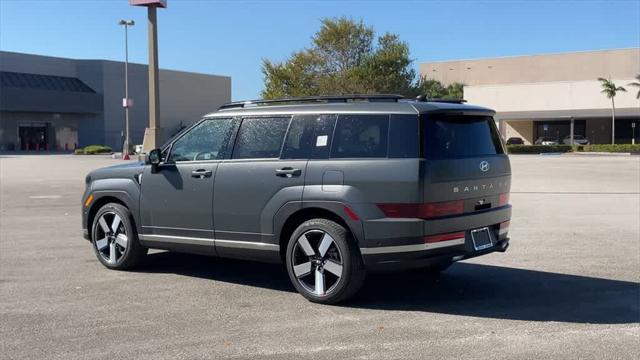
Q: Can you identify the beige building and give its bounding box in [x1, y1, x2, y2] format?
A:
[420, 48, 640, 144]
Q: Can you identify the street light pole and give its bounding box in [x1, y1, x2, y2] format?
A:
[119, 19, 134, 160]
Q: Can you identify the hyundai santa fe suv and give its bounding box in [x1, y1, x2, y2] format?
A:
[81, 95, 511, 304]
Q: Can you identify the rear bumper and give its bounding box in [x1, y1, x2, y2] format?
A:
[362, 237, 509, 271]
[359, 205, 511, 270]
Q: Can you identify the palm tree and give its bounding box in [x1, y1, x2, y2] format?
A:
[598, 77, 626, 144]
[628, 74, 640, 99]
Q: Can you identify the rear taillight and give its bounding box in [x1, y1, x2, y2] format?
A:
[424, 231, 466, 243]
[498, 193, 510, 207]
[377, 200, 464, 219]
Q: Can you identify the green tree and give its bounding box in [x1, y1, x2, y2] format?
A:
[627, 74, 640, 99]
[598, 77, 626, 144]
[261, 17, 416, 98]
[411, 77, 464, 99]
[412, 78, 446, 98]
[445, 82, 465, 99]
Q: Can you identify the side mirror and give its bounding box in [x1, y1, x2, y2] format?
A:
[147, 148, 162, 166]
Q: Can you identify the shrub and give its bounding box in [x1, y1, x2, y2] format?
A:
[507, 145, 573, 154]
[581, 144, 640, 153]
[74, 145, 113, 155]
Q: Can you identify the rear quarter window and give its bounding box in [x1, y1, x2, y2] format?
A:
[389, 114, 419, 158]
[331, 114, 389, 158]
[422, 114, 504, 159]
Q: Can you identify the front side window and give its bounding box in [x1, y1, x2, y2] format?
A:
[232, 117, 290, 159]
[168, 118, 233, 162]
[331, 114, 389, 158]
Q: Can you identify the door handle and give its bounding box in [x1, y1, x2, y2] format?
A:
[275, 167, 302, 177]
[191, 169, 213, 178]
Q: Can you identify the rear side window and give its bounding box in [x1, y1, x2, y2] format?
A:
[421, 114, 504, 159]
[281, 114, 336, 159]
[331, 114, 389, 158]
[232, 117, 290, 159]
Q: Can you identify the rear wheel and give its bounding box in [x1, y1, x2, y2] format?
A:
[285, 219, 365, 304]
[91, 203, 146, 270]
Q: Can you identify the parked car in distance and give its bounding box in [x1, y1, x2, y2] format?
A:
[562, 135, 590, 145]
[534, 137, 559, 145]
[506, 137, 524, 145]
[81, 95, 512, 304]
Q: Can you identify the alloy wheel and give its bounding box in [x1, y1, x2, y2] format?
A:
[291, 229, 344, 296]
[94, 212, 128, 265]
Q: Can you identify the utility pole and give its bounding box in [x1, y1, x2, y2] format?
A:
[130, 0, 166, 153]
[118, 19, 135, 160]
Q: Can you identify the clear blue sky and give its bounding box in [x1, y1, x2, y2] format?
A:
[1, 0, 639, 100]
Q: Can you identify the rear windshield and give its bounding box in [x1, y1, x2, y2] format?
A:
[421, 114, 504, 159]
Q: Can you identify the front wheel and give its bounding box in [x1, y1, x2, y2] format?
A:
[285, 219, 365, 304]
[91, 203, 147, 270]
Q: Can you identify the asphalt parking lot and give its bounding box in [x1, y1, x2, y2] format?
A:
[1, 154, 639, 359]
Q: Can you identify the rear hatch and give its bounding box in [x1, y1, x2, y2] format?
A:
[420, 112, 511, 216]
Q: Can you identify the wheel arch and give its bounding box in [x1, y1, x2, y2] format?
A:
[86, 192, 135, 241]
[276, 203, 364, 262]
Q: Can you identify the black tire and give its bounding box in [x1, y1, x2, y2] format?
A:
[91, 203, 147, 270]
[285, 218, 365, 304]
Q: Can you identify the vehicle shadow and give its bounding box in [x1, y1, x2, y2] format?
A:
[139, 252, 639, 324]
[140, 251, 293, 292]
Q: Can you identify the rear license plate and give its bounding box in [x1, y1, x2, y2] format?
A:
[470, 227, 493, 251]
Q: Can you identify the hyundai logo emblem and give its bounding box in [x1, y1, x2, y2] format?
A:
[479, 161, 490, 172]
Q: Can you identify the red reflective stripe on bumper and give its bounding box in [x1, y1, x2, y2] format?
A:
[424, 231, 466, 243]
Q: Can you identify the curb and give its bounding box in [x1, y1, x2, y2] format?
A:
[572, 152, 632, 156]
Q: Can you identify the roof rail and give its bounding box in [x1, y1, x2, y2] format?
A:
[414, 95, 466, 103]
[218, 94, 405, 110]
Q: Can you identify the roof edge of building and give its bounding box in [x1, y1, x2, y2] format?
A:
[419, 47, 640, 66]
[0, 50, 231, 79]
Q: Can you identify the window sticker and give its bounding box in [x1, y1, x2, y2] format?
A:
[316, 135, 328, 147]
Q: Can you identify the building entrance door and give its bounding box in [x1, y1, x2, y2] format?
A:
[19, 125, 48, 151]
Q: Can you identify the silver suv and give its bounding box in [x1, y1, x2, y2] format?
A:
[81, 95, 512, 304]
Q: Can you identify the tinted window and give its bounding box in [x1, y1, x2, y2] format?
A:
[169, 118, 234, 162]
[422, 115, 504, 159]
[233, 117, 290, 159]
[282, 114, 338, 160]
[282, 116, 314, 159]
[331, 115, 389, 158]
[389, 114, 419, 158]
